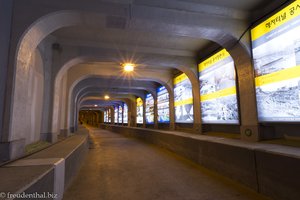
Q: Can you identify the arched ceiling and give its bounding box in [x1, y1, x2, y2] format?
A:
[46, 0, 289, 109]
[72, 76, 160, 109]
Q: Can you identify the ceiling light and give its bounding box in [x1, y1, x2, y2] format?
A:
[123, 63, 135, 72]
[104, 95, 110, 100]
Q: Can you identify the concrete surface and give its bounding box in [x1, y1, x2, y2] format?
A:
[63, 128, 269, 200]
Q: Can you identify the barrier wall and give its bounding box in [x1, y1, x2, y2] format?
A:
[100, 124, 300, 200]
[0, 128, 89, 200]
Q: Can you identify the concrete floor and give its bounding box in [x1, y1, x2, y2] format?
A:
[63, 128, 270, 200]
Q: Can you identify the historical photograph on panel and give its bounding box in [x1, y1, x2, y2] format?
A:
[114, 106, 118, 123]
[201, 95, 239, 124]
[255, 78, 300, 121]
[157, 86, 170, 123]
[253, 31, 298, 77]
[123, 104, 128, 123]
[198, 49, 239, 124]
[174, 74, 194, 123]
[118, 105, 123, 123]
[136, 98, 143, 124]
[145, 94, 154, 124]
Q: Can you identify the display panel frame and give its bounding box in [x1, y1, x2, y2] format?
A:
[114, 106, 118, 124]
[136, 97, 144, 124]
[251, 0, 300, 123]
[198, 48, 240, 125]
[174, 73, 194, 123]
[104, 110, 107, 123]
[118, 105, 123, 124]
[145, 93, 154, 124]
[123, 103, 128, 124]
[157, 85, 170, 123]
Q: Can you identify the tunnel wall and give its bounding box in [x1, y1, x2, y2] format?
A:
[100, 124, 300, 200]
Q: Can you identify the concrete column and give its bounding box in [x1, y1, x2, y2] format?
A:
[40, 38, 55, 142]
[143, 98, 146, 128]
[45, 48, 64, 143]
[154, 96, 158, 129]
[169, 86, 175, 131]
[230, 45, 260, 141]
[59, 74, 68, 136]
[110, 106, 115, 124]
[131, 100, 137, 127]
[192, 79, 202, 134]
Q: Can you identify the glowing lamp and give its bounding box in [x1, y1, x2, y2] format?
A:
[123, 63, 135, 72]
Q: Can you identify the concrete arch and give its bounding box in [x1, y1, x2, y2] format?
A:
[66, 76, 161, 132]
[78, 96, 133, 126]
[53, 56, 198, 132]
[7, 11, 82, 138]
[10, 47, 45, 145]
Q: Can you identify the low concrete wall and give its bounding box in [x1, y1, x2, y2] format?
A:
[100, 124, 300, 200]
[0, 128, 89, 200]
[64, 135, 89, 189]
[24, 168, 55, 196]
[255, 150, 300, 200]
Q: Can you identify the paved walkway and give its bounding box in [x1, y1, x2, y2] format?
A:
[63, 128, 269, 200]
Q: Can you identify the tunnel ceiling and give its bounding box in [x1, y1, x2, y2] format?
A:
[49, 0, 288, 109]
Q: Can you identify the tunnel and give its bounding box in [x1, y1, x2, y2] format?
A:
[0, 0, 300, 199]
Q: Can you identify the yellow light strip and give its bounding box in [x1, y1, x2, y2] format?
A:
[255, 65, 300, 87]
[174, 98, 193, 107]
[200, 86, 236, 102]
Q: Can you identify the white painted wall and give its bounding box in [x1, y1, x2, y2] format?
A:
[11, 49, 44, 145]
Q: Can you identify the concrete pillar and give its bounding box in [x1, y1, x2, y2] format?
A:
[131, 100, 137, 127]
[142, 98, 146, 128]
[40, 38, 55, 142]
[110, 106, 115, 125]
[47, 48, 65, 142]
[154, 96, 158, 129]
[169, 86, 175, 131]
[59, 74, 69, 136]
[230, 45, 260, 141]
[191, 78, 202, 134]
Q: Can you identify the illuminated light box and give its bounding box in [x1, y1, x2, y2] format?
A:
[118, 105, 123, 123]
[136, 97, 143, 124]
[251, 1, 300, 122]
[174, 73, 194, 123]
[199, 49, 239, 124]
[114, 106, 118, 123]
[123, 103, 128, 123]
[157, 86, 170, 123]
[145, 94, 154, 124]
[104, 110, 107, 123]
